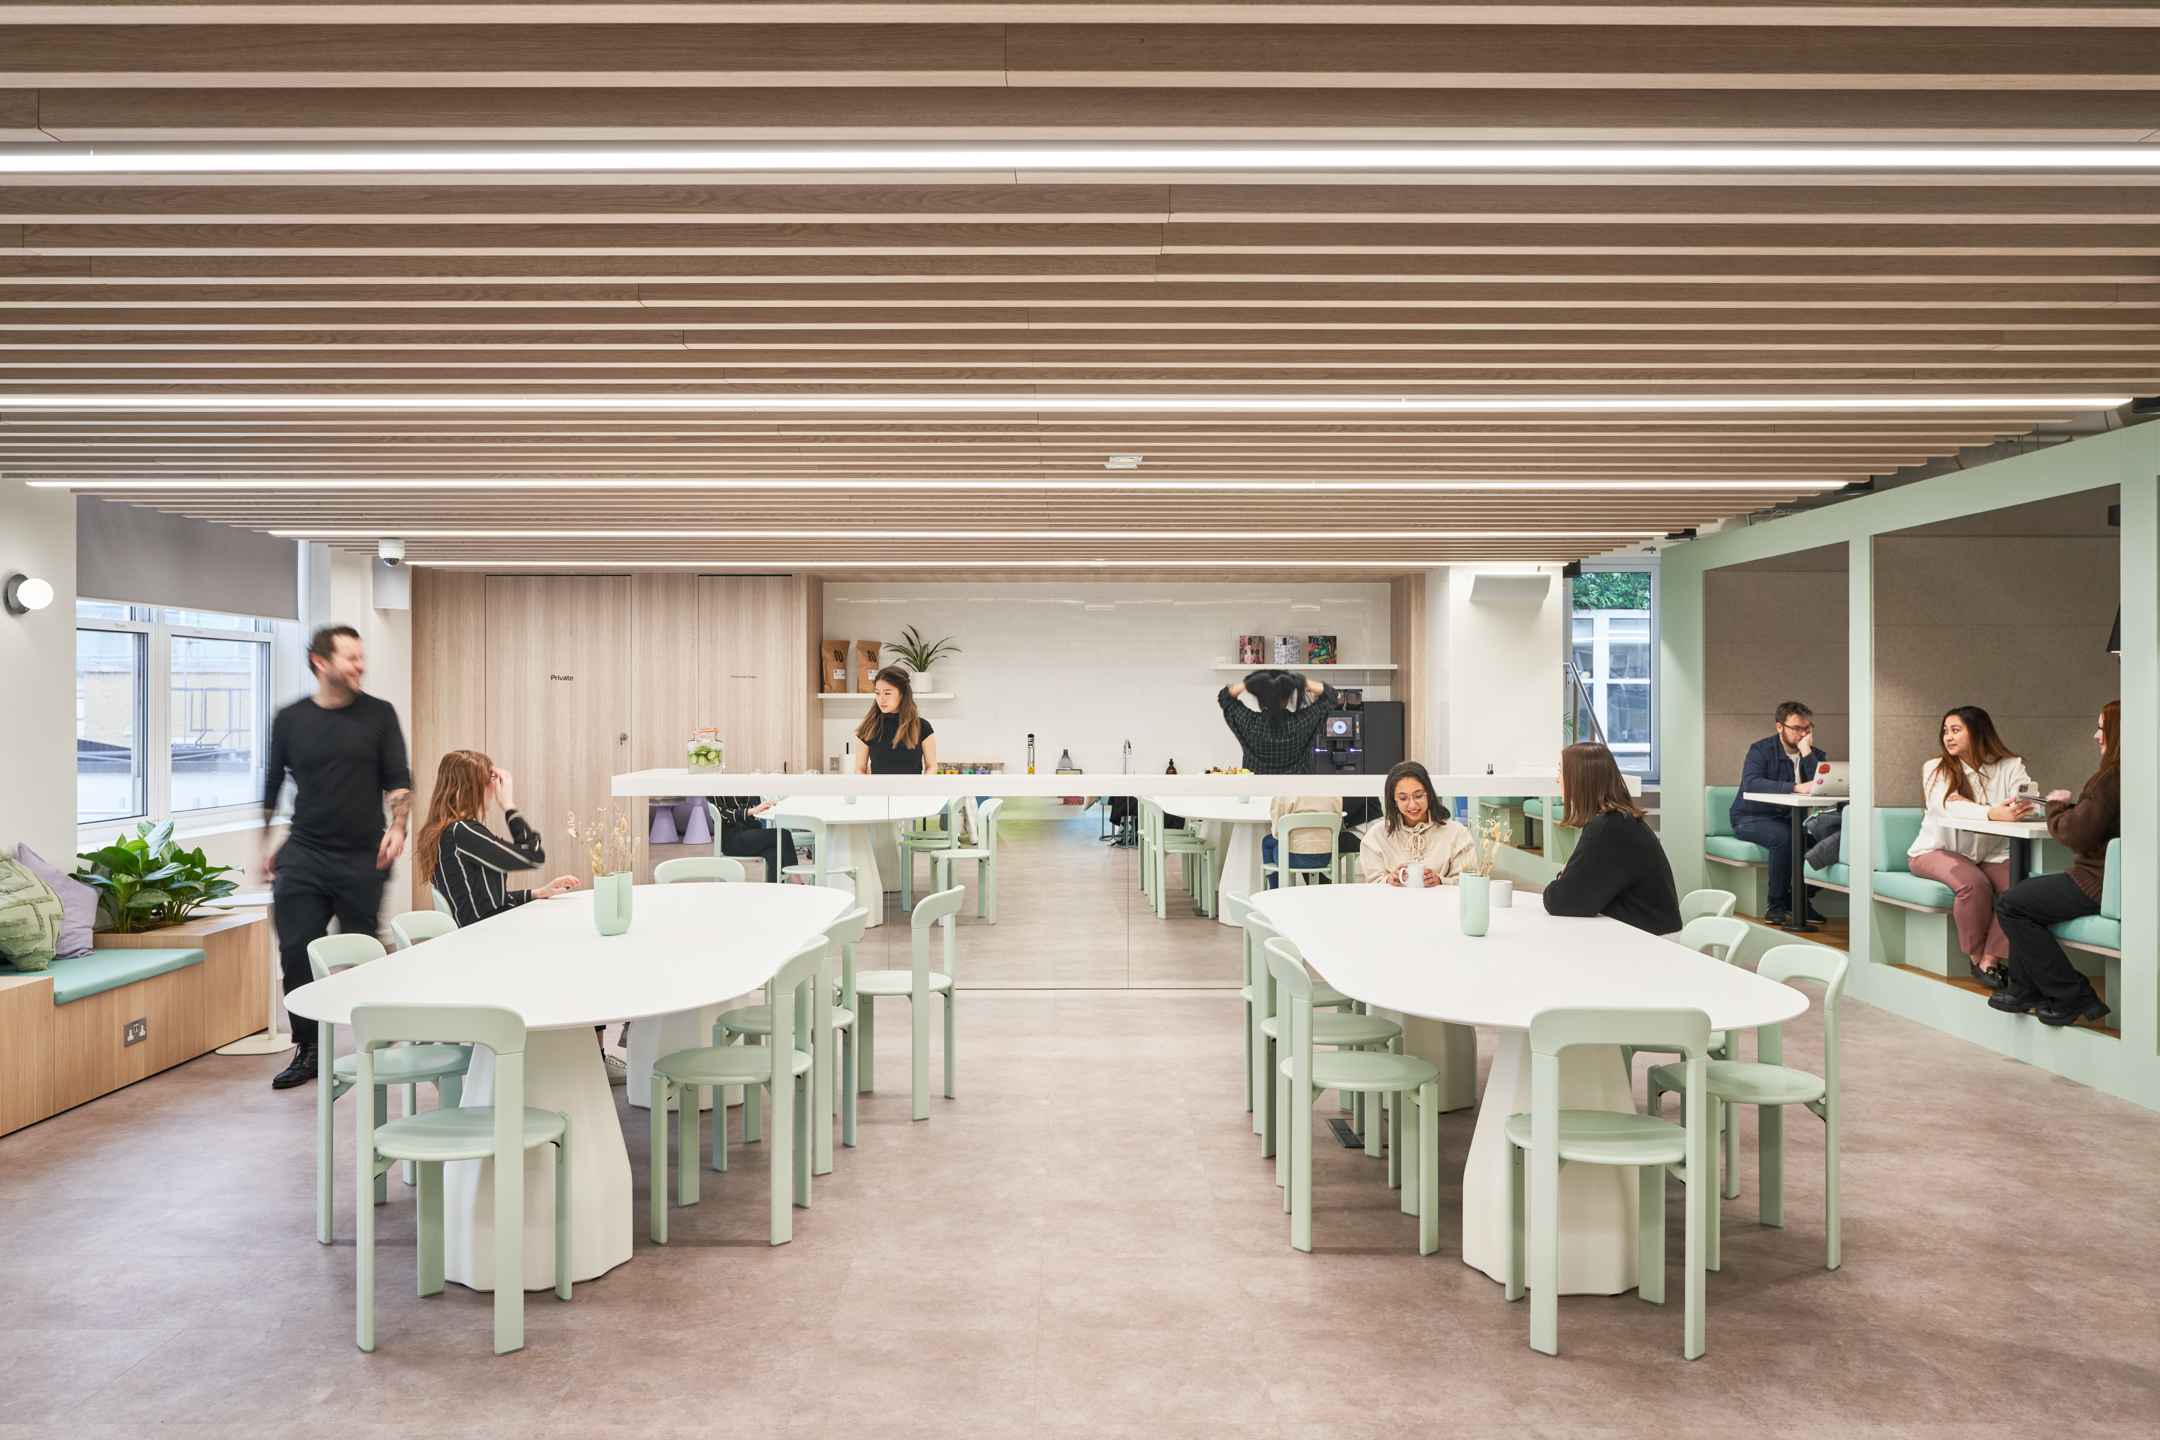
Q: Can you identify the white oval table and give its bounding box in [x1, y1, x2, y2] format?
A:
[284, 882, 849, 1291]
[1250, 884, 1807, 1294]
[1145, 794, 1276, 925]
[765, 794, 954, 927]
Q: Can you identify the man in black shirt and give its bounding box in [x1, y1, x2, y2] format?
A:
[262, 625, 413, 1090]
[1217, 669, 1337, 774]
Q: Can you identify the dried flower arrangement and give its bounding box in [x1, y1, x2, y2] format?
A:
[567, 803, 637, 877]
[1469, 811, 1513, 878]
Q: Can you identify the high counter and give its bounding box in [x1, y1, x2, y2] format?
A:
[613, 770, 1574, 799]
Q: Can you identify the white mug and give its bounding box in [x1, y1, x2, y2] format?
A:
[1490, 879, 1514, 908]
[1403, 864, 1431, 889]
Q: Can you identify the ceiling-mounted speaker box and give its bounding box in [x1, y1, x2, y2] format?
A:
[1468, 572, 1552, 604]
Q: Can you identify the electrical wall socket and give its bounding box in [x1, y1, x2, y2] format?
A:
[124, 1017, 148, 1047]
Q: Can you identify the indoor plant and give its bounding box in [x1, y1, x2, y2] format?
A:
[74, 820, 241, 934]
[884, 625, 961, 691]
[568, 803, 638, 936]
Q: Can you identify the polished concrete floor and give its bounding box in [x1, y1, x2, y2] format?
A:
[4, 812, 2159, 1437]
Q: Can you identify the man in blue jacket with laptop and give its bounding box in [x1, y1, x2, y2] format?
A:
[1730, 701, 1828, 926]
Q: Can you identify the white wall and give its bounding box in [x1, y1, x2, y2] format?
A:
[0, 480, 79, 866]
[1419, 564, 1568, 782]
[820, 581, 1391, 776]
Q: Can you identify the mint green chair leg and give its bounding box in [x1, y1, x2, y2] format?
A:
[553, 1128, 572, 1302]
[741, 1032, 765, 1145]
[1506, 1142, 1526, 1302]
[372, 1085, 391, 1205]
[1723, 1093, 1742, 1202]
[911, 976, 932, 1121]
[707, 1080, 725, 1175]
[1639, 1159, 1666, 1304]
[1418, 1080, 1439, 1256]
[649, 1074, 670, 1243]
[858, 994, 876, 1094]
[416, 1160, 444, 1297]
[317, 1023, 336, 1244]
[1760, 1101, 1785, 1224]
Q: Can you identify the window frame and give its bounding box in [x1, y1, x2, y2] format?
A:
[1567, 562, 1662, 784]
[75, 600, 288, 845]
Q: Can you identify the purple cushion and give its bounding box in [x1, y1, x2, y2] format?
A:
[15, 844, 98, 959]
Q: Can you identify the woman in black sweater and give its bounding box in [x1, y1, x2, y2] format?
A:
[414, 749, 580, 928]
[1542, 742, 1682, 936]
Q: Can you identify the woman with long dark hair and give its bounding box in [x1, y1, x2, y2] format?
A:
[1357, 760, 1472, 887]
[1541, 742, 1682, 935]
[1906, 706, 2035, 988]
[1216, 667, 1336, 775]
[414, 749, 580, 928]
[1992, 702, 2121, 1026]
[855, 666, 939, 774]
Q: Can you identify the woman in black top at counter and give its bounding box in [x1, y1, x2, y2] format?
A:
[855, 666, 940, 774]
[1542, 741, 1682, 936]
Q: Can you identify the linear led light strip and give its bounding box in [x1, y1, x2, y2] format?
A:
[407, 558, 1567, 569]
[3, 394, 2129, 412]
[273, 528, 1657, 540]
[11, 145, 2160, 175]
[26, 478, 1822, 492]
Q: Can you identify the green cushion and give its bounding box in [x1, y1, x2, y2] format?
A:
[0, 947, 208, 1004]
[1873, 808, 1924, 875]
[2101, 838, 2121, 921]
[1522, 799, 1545, 818]
[1706, 835, 1769, 864]
[1871, 871, 1954, 909]
[0, 856, 65, 971]
[2052, 915, 2121, 951]
[1806, 862, 1851, 888]
[1706, 786, 1740, 839]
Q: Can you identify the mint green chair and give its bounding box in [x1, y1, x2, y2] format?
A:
[1506, 1006, 1714, 1359]
[429, 885, 455, 917]
[774, 811, 860, 903]
[654, 855, 745, 884]
[307, 934, 471, 1244]
[1222, 891, 1261, 1115]
[1263, 810, 1345, 889]
[1648, 944, 1848, 1271]
[929, 797, 1003, 923]
[855, 885, 967, 1120]
[651, 933, 825, 1246]
[1147, 800, 1217, 919]
[1246, 914, 1401, 1160]
[351, 1002, 569, 1354]
[1266, 937, 1440, 1255]
[714, 898, 866, 1167]
[1678, 889, 1737, 925]
[897, 797, 962, 909]
[390, 910, 456, 948]
[1623, 915, 1750, 1184]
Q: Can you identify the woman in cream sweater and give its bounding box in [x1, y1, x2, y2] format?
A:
[1361, 760, 1474, 886]
[1908, 706, 2035, 988]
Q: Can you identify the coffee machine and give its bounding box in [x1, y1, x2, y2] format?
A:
[1310, 699, 1404, 776]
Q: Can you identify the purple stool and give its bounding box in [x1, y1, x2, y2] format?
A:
[648, 801, 680, 845]
[681, 801, 712, 847]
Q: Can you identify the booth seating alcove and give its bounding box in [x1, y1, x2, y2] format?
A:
[0, 910, 273, 1137]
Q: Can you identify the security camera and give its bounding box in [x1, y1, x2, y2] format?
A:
[377, 537, 405, 567]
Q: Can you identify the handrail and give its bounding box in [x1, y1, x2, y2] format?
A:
[1564, 661, 1607, 746]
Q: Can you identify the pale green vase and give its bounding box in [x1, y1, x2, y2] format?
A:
[1458, 873, 1491, 937]
[593, 871, 633, 936]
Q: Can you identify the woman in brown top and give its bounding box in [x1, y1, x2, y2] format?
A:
[1991, 701, 2120, 1027]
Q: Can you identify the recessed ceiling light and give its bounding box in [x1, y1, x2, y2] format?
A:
[4, 395, 2128, 413]
[1105, 455, 1144, 470]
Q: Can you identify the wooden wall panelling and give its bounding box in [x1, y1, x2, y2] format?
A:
[484, 575, 634, 889]
[697, 574, 803, 776]
[797, 573, 822, 772]
[0, 976, 56, 1138]
[1391, 572, 1423, 766]
[630, 571, 710, 882]
[410, 567, 489, 908]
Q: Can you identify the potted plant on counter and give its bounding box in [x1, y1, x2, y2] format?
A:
[74, 820, 241, 934]
[884, 625, 961, 693]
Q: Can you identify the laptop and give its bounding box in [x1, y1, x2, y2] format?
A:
[1809, 761, 1849, 798]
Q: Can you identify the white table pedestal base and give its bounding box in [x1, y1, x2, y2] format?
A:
[624, 1001, 750, 1111]
[444, 1029, 632, 1292]
[1215, 820, 1265, 926]
[1460, 1034, 1641, 1295]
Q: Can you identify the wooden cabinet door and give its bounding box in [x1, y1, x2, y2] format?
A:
[700, 575, 801, 773]
[484, 575, 634, 875]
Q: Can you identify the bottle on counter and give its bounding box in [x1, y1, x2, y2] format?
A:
[1165, 759, 1178, 774]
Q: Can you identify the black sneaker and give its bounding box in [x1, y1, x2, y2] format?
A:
[1988, 991, 2039, 1015]
[2036, 996, 2112, 1028]
[1804, 903, 1828, 924]
[1765, 905, 1791, 927]
[272, 1046, 318, 1090]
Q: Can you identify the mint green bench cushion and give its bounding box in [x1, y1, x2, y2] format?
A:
[1872, 871, 1955, 909]
[1807, 817, 1851, 887]
[1706, 835, 1770, 864]
[1522, 799, 1544, 818]
[1873, 808, 1924, 875]
[2052, 915, 2121, 952]
[1706, 786, 1740, 839]
[0, 947, 208, 1004]
[2101, 837, 2121, 921]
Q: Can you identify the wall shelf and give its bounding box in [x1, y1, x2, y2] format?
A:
[820, 691, 953, 700]
[1212, 663, 1396, 672]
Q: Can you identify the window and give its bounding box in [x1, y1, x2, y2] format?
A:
[76, 600, 277, 828]
[1567, 567, 1659, 780]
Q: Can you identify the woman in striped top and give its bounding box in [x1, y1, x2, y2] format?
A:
[414, 749, 581, 928]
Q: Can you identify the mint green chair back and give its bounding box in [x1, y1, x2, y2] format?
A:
[1513, 1007, 1713, 1359]
[655, 855, 746, 884]
[928, 797, 1003, 922]
[853, 886, 966, 1120]
[1678, 889, 1737, 924]
[1705, 786, 1740, 838]
[351, 1002, 567, 1354]
[1675, 914, 1749, 964]
[773, 811, 861, 899]
[430, 885, 455, 917]
[1266, 810, 1344, 887]
[390, 910, 456, 949]
[309, 932, 385, 980]
[897, 796, 963, 908]
[817, 900, 872, 1164]
[1873, 808, 1924, 874]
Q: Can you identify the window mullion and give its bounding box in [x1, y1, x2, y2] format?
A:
[147, 621, 173, 821]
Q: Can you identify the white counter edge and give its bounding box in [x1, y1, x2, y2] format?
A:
[615, 770, 1574, 799]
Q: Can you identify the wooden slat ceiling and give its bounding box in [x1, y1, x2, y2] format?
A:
[3, 1, 2157, 573]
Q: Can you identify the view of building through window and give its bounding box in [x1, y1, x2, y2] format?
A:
[1569, 568, 1657, 778]
[76, 627, 145, 823]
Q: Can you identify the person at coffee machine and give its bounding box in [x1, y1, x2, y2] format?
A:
[1217, 668, 1335, 775]
[1359, 760, 1472, 887]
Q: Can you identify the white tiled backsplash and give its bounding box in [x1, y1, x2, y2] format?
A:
[822, 581, 1392, 776]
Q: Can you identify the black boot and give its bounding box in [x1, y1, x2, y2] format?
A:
[272, 1043, 318, 1090]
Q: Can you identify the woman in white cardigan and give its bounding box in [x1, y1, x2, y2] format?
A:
[1360, 760, 1474, 886]
[1907, 706, 2036, 988]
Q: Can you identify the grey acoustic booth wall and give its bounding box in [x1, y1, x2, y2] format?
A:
[1703, 543, 1850, 784]
[76, 497, 298, 619]
[1873, 487, 2120, 806]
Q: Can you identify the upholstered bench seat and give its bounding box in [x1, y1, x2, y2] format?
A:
[0, 947, 207, 1004]
[1871, 871, 1956, 910]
